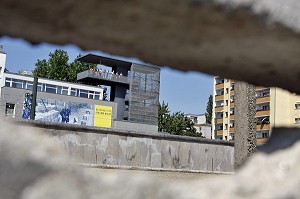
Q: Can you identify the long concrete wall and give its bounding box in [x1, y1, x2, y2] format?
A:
[16, 120, 234, 173]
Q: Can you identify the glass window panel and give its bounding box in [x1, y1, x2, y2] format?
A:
[5, 81, 11, 87]
[45, 87, 57, 94]
[37, 84, 43, 92]
[62, 89, 68, 95]
[79, 89, 88, 98]
[71, 88, 77, 96]
[94, 95, 100, 100]
[57, 86, 62, 94]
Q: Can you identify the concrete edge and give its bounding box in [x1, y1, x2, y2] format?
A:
[12, 119, 234, 147]
[78, 163, 235, 175]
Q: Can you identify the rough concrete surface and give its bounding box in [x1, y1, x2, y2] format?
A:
[1, 1, 300, 94]
[2, 117, 300, 199]
[234, 81, 256, 168]
[30, 121, 234, 173]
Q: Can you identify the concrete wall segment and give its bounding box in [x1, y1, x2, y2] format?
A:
[12, 119, 234, 173]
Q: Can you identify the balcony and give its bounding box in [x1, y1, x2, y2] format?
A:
[230, 115, 234, 120]
[215, 95, 224, 101]
[256, 96, 270, 103]
[216, 129, 224, 135]
[256, 123, 271, 130]
[256, 109, 270, 116]
[229, 127, 234, 132]
[215, 83, 224, 89]
[230, 102, 234, 108]
[256, 86, 267, 90]
[230, 90, 234, 95]
[215, 106, 223, 112]
[77, 70, 130, 86]
[257, 137, 269, 145]
[215, 118, 223, 123]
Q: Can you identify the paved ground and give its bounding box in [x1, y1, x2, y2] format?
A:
[85, 167, 223, 183]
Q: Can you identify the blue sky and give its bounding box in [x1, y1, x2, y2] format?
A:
[0, 36, 213, 114]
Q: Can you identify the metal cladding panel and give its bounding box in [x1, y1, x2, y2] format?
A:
[128, 64, 160, 126]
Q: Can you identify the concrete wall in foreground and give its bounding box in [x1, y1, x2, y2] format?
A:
[18, 120, 234, 173]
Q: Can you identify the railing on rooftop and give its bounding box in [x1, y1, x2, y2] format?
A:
[77, 70, 130, 84]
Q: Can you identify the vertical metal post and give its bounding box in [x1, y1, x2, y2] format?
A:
[30, 76, 38, 120]
[234, 81, 256, 169]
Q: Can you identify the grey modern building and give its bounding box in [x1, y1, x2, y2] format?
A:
[0, 49, 160, 132]
[77, 54, 160, 126]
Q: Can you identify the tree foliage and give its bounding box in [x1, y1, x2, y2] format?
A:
[32, 50, 95, 82]
[158, 102, 202, 137]
[205, 95, 213, 124]
[32, 49, 108, 100]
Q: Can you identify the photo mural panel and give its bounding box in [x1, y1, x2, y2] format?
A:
[22, 96, 112, 128]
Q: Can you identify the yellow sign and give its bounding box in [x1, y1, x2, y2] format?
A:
[94, 105, 112, 128]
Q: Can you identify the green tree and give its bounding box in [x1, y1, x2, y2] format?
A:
[32, 50, 95, 82]
[205, 95, 213, 124]
[158, 101, 170, 132]
[158, 102, 201, 137]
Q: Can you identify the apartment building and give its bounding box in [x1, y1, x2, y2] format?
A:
[212, 77, 300, 144]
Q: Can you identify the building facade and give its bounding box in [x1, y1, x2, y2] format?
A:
[185, 113, 212, 138]
[212, 77, 300, 144]
[0, 49, 160, 133]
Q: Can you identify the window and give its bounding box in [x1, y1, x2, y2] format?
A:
[224, 124, 228, 130]
[230, 121, 235, 128]
[215, 100, 223, 107]
[25, 81, 33, 90]
[45, 84, 58, 94]
[226, 88, 229, 94]
[295, 118, 300, 124]
[57, 86, 68, 95]
[231, 83, 234, 90]
[94, 94, 100, 100]
[215, 88, 224, 96]
[230, 108, 234, 115]
[256, 89, 270, 98]
[37, 83, 43, 92]
[225, 100, 228, 106]
[262, 132, 269, 138]
[193, 117, 198, 124]
[215, 78, 224, 84]
[225, 112, 228, 118]
[11, 78, 24, 89]
[295, 103, 300, 110]
[5, 78, 12, 87]
[5, 103, 15, 117]
[256, 102, 270, 111]
[256, 130, 269, 138]
[71, 88, 78, 96]
[79, 89, 88, 98]
[256, 116, 270, 124]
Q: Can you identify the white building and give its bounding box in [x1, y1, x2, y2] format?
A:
[185, 113, 212, 138]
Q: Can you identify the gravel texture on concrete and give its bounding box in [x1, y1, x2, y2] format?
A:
[1, 0, 300, 94]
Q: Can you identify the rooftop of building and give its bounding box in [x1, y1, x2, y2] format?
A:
[185, 113, 205, 117]
[4, 71, 105, 91]
[194, 124, 212, 127]
[77, 54, 160, 70]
